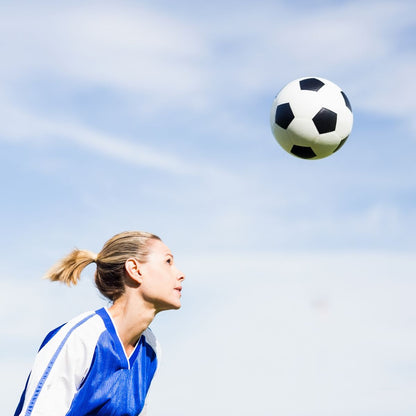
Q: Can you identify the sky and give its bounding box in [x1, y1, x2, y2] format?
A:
[1, 0, 415, 414]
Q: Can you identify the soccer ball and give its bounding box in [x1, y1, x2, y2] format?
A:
[270, 77, 353, 160]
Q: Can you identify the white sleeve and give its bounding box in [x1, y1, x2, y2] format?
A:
[19, 313, 103, 416]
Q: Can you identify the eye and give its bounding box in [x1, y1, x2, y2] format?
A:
[166, 258, 172, 264]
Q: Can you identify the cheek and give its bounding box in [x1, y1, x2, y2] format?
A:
[142, 269, 168, 295]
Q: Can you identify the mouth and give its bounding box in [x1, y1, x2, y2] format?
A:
[174, 287, 182, 294]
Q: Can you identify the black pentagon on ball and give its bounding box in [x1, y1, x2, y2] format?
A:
[274, 103, 295, 129]
[313, 107, 337, 134]
[291, 145, 317, 159]
[341, 91, 352, 112]
[299, 78, 325, 92]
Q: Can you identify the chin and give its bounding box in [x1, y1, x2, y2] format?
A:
[169, 301, 181, 310]
[156, 301, 181, 313]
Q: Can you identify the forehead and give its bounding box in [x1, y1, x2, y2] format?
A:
[148, 239, 172, 256]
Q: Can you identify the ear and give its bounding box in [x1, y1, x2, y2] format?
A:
[125, 258, 143, 284]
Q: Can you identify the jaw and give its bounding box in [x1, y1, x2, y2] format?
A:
[154, 297, 182, 314]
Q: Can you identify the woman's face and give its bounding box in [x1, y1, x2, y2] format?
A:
[139, 239, 185, 313]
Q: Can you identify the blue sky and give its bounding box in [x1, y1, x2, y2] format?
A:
[1, 0, 416, 414]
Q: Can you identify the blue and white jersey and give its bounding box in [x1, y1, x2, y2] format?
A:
[15, 308, 160, 416]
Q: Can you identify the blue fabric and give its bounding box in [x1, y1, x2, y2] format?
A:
[14, 374, 30, 416]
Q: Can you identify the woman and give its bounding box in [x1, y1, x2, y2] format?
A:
[15, 231, 185, 416]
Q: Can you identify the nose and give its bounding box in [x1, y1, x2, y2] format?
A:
[177, 269, 185, 281]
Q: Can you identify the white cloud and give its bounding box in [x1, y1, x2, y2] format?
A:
[0, 0, 414, 158]
[0, 2, 211, 110]
[0, 0, 414, 254]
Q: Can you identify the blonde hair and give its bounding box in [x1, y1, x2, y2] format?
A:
[44, 231, 161, 302]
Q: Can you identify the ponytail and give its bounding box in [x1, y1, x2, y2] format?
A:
[43, 231, 160, 302]
[44, 249, 97, 286]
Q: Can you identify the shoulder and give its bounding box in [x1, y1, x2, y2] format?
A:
[39, 310, 105, 352]
[33, 310, 107, 388]
[19, 311, 107, 414]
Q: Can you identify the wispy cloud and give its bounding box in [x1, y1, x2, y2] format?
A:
[0, 2, 210, 111]
[0, 97, 236, 178]
[1, 2, 415, 415]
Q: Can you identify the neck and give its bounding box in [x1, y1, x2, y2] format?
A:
[108, 295, 157, 356]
